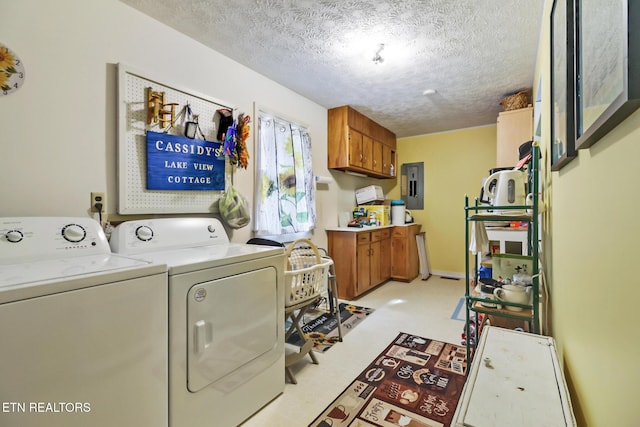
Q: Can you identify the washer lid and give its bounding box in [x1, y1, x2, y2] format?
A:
[0, 254, 153, 288]
[0, 254, 165, 304]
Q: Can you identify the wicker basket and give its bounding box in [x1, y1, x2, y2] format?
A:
[284, 239, 332, 307]
[500, 90, 530, 111]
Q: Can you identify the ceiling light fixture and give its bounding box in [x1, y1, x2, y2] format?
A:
[422, 89, 437, 96]
[372, 43, 385, 64]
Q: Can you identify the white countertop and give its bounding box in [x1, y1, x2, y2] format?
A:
[325, 223, 419, 232]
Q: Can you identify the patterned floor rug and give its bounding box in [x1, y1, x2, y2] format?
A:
[286, 303, 375, 353]
[308, 332, 467, 427]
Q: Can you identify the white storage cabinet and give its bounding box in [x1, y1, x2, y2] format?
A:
[453, 326, 576, 426]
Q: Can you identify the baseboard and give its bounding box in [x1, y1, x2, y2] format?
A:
[431, 270, 464, 280]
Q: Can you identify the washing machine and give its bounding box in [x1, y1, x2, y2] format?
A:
[0, 217, 168, 427]
[109, 217, 285, 427]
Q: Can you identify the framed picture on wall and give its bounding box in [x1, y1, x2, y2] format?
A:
[575, 0, 640, 150]
[550, 0, 577, 171]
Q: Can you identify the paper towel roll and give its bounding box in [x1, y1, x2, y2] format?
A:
[314, 176, 332, 184]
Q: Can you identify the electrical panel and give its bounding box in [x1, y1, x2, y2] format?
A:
[401, 162, 424, 210]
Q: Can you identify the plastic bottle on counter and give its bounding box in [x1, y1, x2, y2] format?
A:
[369, 212, 377, 226]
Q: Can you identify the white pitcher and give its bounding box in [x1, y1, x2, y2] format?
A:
[493, 284, 531, 311]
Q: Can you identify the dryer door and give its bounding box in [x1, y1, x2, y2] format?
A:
[187, 267, 278, 392]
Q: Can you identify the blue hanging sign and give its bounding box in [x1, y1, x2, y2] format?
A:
[146, 131, 225, 191]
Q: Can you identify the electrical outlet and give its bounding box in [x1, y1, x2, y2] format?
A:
[91, 192, 105, 212]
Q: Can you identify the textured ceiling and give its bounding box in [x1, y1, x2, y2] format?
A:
[120, 0, 545, 137]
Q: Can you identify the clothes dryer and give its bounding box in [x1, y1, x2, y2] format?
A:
[109, 217, 284, 427]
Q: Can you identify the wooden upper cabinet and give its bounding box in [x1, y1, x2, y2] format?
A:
[362, 135, 373, 170]
[382, 144, 395, 176]
[328, 105, 397, 179]
[349, 107, 369, 134]
[372, 140, 383, 173]
[496, 107, 533, 168]
[348, 129, 364, 168]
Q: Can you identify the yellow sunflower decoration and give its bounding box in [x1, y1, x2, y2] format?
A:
[0, 46, 15, 70]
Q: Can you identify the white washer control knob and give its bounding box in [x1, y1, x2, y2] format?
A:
[5, 230, 23, 243]
[136, 226, 153, 242]
[207, 225, 216, 233]
[62, 224, 86, 243]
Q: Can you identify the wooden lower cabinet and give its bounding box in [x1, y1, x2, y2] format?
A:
[379, 232, 392, 281]
[390, 224, 422, 282]
[328, 228, 392, 300]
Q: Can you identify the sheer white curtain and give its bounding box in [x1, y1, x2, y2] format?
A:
[254, 113, 316, 239]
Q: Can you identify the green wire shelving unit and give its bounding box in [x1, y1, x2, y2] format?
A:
[463, 142, 540, 363]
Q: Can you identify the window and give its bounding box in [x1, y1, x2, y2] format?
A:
[254, 112, 315, 241]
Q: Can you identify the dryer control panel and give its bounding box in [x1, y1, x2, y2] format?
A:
[109, 218, 229, 255]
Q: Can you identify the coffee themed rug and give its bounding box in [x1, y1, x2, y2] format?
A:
[287, 303, 375, 353]
[308, 332, 467, 427]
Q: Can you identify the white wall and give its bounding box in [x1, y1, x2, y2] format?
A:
[0, 0, 353, 247]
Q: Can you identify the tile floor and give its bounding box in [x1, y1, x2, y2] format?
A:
[242, 275, 465, 426]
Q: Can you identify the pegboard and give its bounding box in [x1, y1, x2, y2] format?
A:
[117, 63, 235, 214]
